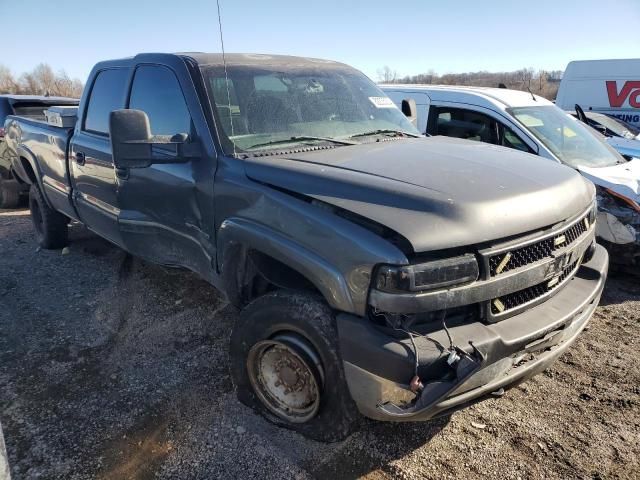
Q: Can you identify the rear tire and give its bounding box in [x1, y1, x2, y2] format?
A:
[0, 178, 21, 209]
[29, 184, 68, 249]
[229, 291, 361, 442]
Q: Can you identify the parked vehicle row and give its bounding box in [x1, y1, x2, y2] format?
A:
[382, 84, 640, 271]
[571, 105, 640, 160]
[0, 95, 79, 208]
[2, 53, 608, 441]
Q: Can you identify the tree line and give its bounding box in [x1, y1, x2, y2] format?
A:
[377, 66, 564, 100]
[0, 63, 83, 98]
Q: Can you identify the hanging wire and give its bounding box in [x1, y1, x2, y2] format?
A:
[216, 0, 237, 158]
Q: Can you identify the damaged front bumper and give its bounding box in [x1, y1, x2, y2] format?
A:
[596, 199, 640, 270]
[337, 244, 608, 421]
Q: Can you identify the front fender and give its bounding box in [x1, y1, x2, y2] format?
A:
[217, 217, 356, 313]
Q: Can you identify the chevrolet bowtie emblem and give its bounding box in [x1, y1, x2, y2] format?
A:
[495, 252, 512, 274]
[554, 234, 566, 247]
[493, 298, 505, 312]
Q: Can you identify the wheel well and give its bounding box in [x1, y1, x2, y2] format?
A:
[222, 245, 323, 308]
[19, 157, 37, 185]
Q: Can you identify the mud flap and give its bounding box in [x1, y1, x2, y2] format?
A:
[377, 346, 485, 418]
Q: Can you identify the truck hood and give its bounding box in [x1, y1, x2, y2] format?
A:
[578, 157, 640, 203]
[244, 137, 594, 252]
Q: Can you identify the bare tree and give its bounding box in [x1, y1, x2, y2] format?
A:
[377, 65, 397, 83]
[0, 65, 18, 93]
[0, 63, 84, 97]
[391, 67, 562, 100]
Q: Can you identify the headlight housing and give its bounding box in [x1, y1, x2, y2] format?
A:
[375, 254, 479, 293]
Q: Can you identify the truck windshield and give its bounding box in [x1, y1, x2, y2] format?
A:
[200, 65, 419, 154]
[508, 105, 624, 168]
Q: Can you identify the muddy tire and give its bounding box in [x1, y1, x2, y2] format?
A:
[29, 184, 68, 249]
[0, 178, 21, 209]
[230, 291, 361, 442]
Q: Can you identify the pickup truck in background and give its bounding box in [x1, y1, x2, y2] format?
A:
[4, 53, 608, 441]
[0, 94, 79, 208]
[382, 84, 640, 272]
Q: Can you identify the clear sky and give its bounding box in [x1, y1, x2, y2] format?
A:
[1, 0, 638, 82]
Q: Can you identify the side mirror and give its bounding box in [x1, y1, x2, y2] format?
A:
[109, 109, 199, 169]
[401, 98, 418, 128]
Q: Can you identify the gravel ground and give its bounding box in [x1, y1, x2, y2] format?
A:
[0, 207, 639, 479]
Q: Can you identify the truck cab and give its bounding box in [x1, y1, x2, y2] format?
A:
[4, 54, 608, 441]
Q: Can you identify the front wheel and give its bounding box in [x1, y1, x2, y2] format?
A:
[229, 291, 361, 442]
[29, 184, 68, 249]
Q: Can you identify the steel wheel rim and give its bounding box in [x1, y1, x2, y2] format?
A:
[247, 333, 323, 423]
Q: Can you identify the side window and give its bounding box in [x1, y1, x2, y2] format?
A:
[84, 69, 129, 135]
[129, 65, 192, 136]
[431, 107, 497, 144]
[501, 125, 534, 153]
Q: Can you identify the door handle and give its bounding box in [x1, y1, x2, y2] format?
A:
[75, 151, 86, 166]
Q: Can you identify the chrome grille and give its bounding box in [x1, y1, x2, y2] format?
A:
[490, 258, 580, 315]
[488, 214, 590, 277]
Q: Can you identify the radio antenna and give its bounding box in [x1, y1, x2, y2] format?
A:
[216, 0, 237, 157]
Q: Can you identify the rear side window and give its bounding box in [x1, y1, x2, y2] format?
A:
[430, 107, 497, 143]
[129, 65, 192, 136]
[84, 69, 128, 135]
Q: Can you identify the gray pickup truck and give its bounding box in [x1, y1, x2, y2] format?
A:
[3, 53, 608, 441]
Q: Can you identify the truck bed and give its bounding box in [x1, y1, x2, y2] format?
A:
[3, 114, 75, 218]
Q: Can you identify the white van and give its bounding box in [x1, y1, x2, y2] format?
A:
[380, 84, 640, 268]
[555, 59, 640, 128]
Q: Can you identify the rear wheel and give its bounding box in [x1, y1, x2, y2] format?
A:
[230, 291, 361, 442]
[0, 178, 20, 209]
[29, 184, 68, 249]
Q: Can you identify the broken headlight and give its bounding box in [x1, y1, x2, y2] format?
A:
[375, 254, 479, 293]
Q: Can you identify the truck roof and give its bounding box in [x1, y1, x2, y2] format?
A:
[179, 52, 352, 70]
[380, 84, 551, 109]
[93, 52, 355, 75]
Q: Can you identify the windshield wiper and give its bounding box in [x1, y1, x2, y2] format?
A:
[348, 129, 421, 139]
[245, 136, 357, 151]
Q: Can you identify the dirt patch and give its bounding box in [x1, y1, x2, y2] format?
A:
[0, 208, 639, 479]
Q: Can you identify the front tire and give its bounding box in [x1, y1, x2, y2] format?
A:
[29, 184, 68, 249]
[230, 291, 361, 442]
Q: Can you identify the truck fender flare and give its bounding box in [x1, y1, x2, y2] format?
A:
[217, 217, 355, 313]
[15, 145, 54, 209]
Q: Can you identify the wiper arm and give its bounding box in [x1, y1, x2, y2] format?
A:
[245, 136, 357, 151]
[348, 129, 421, 139]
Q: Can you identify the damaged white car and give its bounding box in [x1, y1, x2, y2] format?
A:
[381, 85, 640, 270]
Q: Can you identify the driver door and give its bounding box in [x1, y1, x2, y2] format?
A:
[115, 63, 214, 278]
